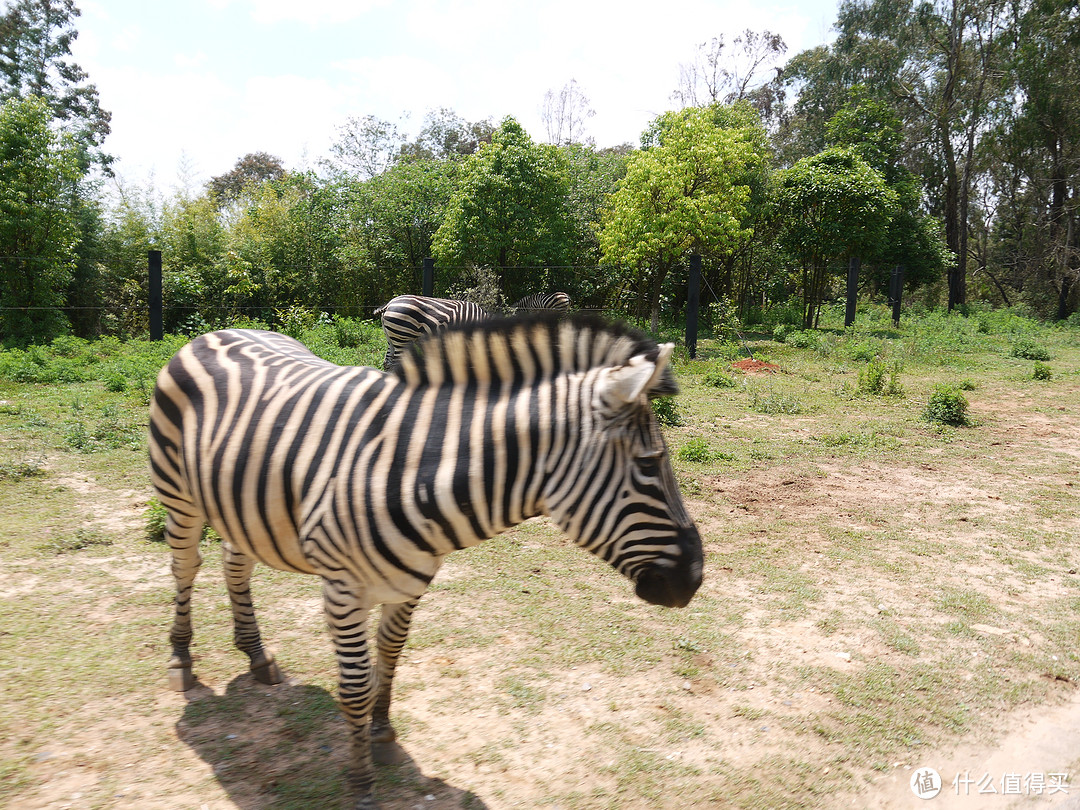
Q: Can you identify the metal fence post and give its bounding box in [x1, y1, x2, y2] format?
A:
[149, 250, 163, 340]
[422, 257, 434, 297]
[890, 264, 905, 327]
[845, 256, 860, 328]
[686, 253, 701, 359]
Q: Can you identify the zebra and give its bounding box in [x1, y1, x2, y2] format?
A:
[373, 294, 489, 370]
[509, 291, 571, 313]
[374, 292, 571, 369]
[148, 313, 702, 810]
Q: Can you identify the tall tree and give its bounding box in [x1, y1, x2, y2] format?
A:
[672, 30, 787, 109]
[782, 0, 1010, 309]
[599, 104, 767, 332]
[207, 152, 286, 205]
[776, 147, 899, 327]
[0, 0, 110, 163]
[0, 95, 83, 343]
[432, 117, 575, 279]
[541, 79, 595, 146]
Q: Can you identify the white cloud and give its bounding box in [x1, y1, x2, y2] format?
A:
[209, 0, 391, 25]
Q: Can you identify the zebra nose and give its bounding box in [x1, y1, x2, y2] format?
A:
[634, 528, 703, 608]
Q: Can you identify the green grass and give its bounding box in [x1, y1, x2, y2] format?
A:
[1, 306, 1079, 809]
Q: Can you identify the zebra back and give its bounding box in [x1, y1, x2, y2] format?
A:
[509, 292, 571, 313]
[377, 294, 490, 369]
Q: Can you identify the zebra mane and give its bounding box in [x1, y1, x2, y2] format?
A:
[391, 312, 677, 395]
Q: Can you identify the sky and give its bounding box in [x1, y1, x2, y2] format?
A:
[70, 0, 841, 191]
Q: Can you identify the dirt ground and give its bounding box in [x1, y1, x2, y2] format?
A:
[4, 377, 1080, 810]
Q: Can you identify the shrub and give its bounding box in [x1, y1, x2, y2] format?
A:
[785, 330, 818, 350]
[1010, 337, 1050, 361]
[651, 396, 681, 426]
[703, 367, 737, 388]
[678, 437, 712, 463]
[923, 385, 969, 427]
[848, 339, 883, 362]
[772, 323, 794, 343]
[1033, 362, 1052, 381]
[857, 357, 903, 397]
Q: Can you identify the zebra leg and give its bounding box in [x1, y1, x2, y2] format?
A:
[371, 597, 422, 744]
[222, 540, 283, 685]
[323, 577, 379, 810]
[166, 509, 205, 692]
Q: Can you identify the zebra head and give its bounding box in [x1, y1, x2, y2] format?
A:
[545, 339, 703, 609]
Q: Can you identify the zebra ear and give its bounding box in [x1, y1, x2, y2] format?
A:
[600, 343, 676, 404]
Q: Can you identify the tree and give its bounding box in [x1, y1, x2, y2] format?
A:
[327, 114, 405, 179]
[784, 0, 1010, 310]
[776, 147, 899, 328]
[208, 152, 286, 205]
[397, 108, 494, 162]
[672, 30, 787, 109]
[0, 95, 83, 343]
[541, 79, 595, 146]
[598, 104, 766, 332]
[432, 117, 575, 282]
[0, 0, 110, 163]
[825, 89, 951, 293]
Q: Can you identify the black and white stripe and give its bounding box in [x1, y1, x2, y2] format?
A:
[375, 292, 572, 369]
[509, 292, 571, 313]
[149, 313, 702, 810]
[374, 294, 490, 370]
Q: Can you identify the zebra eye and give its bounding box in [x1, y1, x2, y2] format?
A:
[635, 451, 663, 476]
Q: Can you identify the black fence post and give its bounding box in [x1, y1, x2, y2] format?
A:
[149, 250, 163, 340]
[422, 257, 434, 297]
[686, 253, 701, 359]
[845, 256, 860, 328]
[889, 264, 905, 327]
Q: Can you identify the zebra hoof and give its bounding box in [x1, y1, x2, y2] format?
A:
[371, 721, 396, 744]
[168, 665, 195, 692]
[251, 657, 284, 685]
[371, 740, 407, 766]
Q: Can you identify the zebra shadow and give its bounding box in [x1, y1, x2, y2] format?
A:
[175, 673, 486, 809]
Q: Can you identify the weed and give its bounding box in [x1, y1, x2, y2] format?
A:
[1011, 337, 1051, 361]
[677, 437, 712, 463]
[0, 456, 46, 480]
[923, 385, 969, 427]
[651, 396, 681, 426]
[1033, 361, 1052, 381]
[37, 528, 114, 555]
[857, 357, 904, 397]
[749, 388, 806, 415]
[703, 367, 737, 388]
[786, 330, 818, 350]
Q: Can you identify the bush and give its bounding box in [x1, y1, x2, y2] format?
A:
[772, 323, 795, 343]
[857, 357, 903, 397]
[1010, 337, 1051, 361]
[651, 396, 682, 426]
[1033, 362, 1052, 381]
[703, 367, 737, 388]
[923, 385, 969, 427]
[677, 437, 712, 463]
[785, 330, 818, 350]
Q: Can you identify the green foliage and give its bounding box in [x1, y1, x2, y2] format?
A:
[0, 96, 84, 344]
[785, 330, 819, 350]
[776, 147, 899, 329]
[1032, 362, 1052, 381]
[677, 436, 713, 463]
[703, 367, 738, 388]
[857, 357, 903, 397]
[651, 396, 682, 426]
[923, 385, 970, 427]
[433, 117, 575, 270]
[1010, 337, 1051, 361]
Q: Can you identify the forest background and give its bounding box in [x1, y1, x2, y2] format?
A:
[1, 0, 1078, 347]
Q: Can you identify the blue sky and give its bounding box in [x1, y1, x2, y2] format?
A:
[72, 0, 840, 190]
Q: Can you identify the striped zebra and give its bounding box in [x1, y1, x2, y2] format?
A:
[148, 313, 702, 810]
[373, 294, 489, 370]
[509, 291, 571, 313]
[375, 292, 571, 369]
